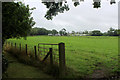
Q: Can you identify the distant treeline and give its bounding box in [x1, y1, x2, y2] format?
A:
[89, 28, 120, 36]
[29, 27, 120, 36]
[29, 27, 67, 36]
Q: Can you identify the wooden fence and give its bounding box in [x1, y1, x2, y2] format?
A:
[5, 41, 66, 77]
[38, 42, 66, 77]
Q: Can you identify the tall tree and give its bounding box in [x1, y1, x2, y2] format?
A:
[2, 2, 35, 46]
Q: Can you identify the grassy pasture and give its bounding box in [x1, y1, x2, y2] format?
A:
[7, 36, 119, 78]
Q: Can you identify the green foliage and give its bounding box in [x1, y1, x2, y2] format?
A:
[90, 30, 103, 36]
[52, 29, 58, 35]
[107, 27, 119, 36]
[2, 2, 35, 45]
[83, 30, 89, 34]
[59, 28, 67, 36]
[41, 0, 116, 20]
[42, 1, 69, 20]
[30, 27, 58, 36]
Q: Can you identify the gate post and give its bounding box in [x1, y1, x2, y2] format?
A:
[25, 44, 27, 55]
[15, 43, 16, 48]
[59, 42, 65, 78]
[49, 48, 53, 66]
[34, 46, 37, 60]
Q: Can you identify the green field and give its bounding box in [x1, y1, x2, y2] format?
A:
[7, 36, 119, 78]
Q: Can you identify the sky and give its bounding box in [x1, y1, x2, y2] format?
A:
[22, 0, 119, 33]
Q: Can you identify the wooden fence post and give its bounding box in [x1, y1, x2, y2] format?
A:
[34, 46, 37, 59]
[15, 43, 16, 48]
[59, 42, 66, 78]
[49, 48, 53, 66]
[25, 44, 27, 55]
[20, 43, 21, 51]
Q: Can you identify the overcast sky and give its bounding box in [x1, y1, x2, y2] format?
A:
[23, 0, 119, 32]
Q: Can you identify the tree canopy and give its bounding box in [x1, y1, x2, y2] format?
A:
[41, 0, 116, 20]
[2, 2, 35, 45]
[90, 30, 103, 36]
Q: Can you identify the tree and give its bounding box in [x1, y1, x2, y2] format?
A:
[59, 30, 63, 36]
[90, 30, 103, 36]
[107, 27, 115, 36]
[103, 32, 108, 36]
[52, 29, 58, 35]
[59, 28, 67, 36]
[29, 27, 59, 36]
[71, 31, 75, 35]
[83, 30, 89, 34]
[41, 0, 116, 20]
[2, 2, 35, 46]
[30, 27, 39, 35]
[37, 28, 48, 35]
[107, 28, 120, 36]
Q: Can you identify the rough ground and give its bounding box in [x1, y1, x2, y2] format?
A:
[3, 52, 53, 78]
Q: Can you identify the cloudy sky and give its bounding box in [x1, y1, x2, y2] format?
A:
[23, 0, 119, 32]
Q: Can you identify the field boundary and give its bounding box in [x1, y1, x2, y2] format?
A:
[5, 41, 66, 77]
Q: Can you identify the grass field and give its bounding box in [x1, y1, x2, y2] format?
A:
[7, 36, 119, 78]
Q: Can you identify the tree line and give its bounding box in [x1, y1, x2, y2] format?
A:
[83, 27, 120, 36]
[29, 27, 67, 36]
[29, 27, 120, 36]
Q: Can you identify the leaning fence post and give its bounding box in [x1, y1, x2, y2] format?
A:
[59, 42, 66, 78]
[49, 48, 53, 66]
[20, 43, 21, 51]
[25, 44, 27, 55]
[34, 46, 37, 59]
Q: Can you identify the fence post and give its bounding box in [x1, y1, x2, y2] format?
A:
[25, 44, 27, 55]
[49, 48, 53, 66]
[34, 46, 37, 59]
[20, 43, 21, 51]
[59, 42, 66, 78]
[15, 43, 16, 48]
